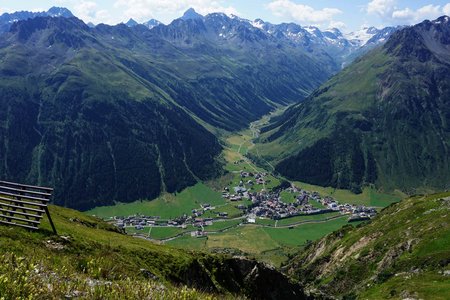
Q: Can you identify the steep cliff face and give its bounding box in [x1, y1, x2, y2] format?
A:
[178, 256, 308, 299]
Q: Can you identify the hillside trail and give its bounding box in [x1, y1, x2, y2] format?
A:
[248, 114, 276, 172]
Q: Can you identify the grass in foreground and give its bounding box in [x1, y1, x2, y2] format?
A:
[0, 252, 207, 300]
[0, 205, 241, 299]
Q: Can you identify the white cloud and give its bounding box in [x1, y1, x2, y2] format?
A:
[113, 0, 238, 23]
[329, 21, 347, 31]
[366, 0, 396, 17]
[392, 4, 441, 22]
[266, 0, 342, 28]
[367, 1, 450, 25]
[72, 1, 117, 24]
[443, 3, 450, 16]
[30, 8, 46, 13]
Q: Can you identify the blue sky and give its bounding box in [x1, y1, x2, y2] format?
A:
[1, 0, 450, 32]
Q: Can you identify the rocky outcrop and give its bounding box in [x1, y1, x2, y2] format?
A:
[178, 256, 310, 299]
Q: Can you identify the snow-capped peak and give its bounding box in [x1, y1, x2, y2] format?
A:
[251, 19, 265, 29]
[345, 27, 378, 46]
[303, 25, 320, 36]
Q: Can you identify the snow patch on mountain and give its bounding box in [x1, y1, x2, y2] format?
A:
[345, 27, 378, 46]
[251, 19, 265, 30]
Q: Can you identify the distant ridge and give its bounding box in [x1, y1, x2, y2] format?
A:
[0, 6, 73, 33]
[0, 6, 400, 66]
[181, 8, 203, 20]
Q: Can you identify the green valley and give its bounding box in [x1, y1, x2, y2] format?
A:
[1, 5, 450, 300]
[0, 13, 333, 211]
[86, 120, 402, 267]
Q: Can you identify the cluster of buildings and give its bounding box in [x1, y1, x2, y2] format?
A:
[222, 171, 270, 201]
[112, 178, 377, 234]
[240, 171, 269, 185]
[113, 215, 159, 230]
[229, 183, 378, 222]
[191, 203, 215, 217]
[246, 190, 331, 220]
[112, 203, 229, 231]
[317, 195, 377, 221]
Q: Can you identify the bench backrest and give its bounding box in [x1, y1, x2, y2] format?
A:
[0, 180, 57, 234]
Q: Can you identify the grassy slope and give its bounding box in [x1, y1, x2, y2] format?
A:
[253, 50, 391, 163]
[0, 205, 225, 299]
[88, 183, 226, 219]
[287, 192, 450, 299]
[1, 204, 309, 299]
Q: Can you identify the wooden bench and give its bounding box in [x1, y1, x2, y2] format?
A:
[0, 180, 57, 234]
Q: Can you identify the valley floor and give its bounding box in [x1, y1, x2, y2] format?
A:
[87, 112, 402, 266]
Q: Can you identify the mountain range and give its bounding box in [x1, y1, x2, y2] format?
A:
[256, 16, 450, 194]
[126, 8, 401, 68]
[0, 7, 400, 67]
[0, 7, 74, 33]
[0, 8, 337, 210]
[0, 6, 447, 209]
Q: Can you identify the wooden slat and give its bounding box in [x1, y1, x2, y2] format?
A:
[0, 213, 41, 224]
[0, 180, 56, 234]
[0, 191, 50, 202]
[0, 185, 52, 198]
[0, 219, 38, 230]
[0, 180, 53, 193]
[0, 196, 48, 208]
[0, 208, 43, 219]
[0, 202, 45, 214]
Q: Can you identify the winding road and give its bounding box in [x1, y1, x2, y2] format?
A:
[135, 214, 347, 243]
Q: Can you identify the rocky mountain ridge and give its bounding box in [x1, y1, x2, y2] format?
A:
[0, 7, 401, 67]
